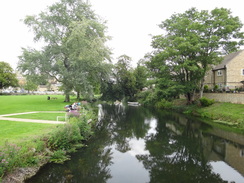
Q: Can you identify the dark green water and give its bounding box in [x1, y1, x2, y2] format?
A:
[26, 104, 244, 183]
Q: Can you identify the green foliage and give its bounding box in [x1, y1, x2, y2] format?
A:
[197, 102, 244, 127]
[18, 0, 112, 102]
[203, 85, 209, 92]
[0, 142, 42, 178]
[47, 105, 95, 151]
[148, 7, 244, 104]
[0, 95, 96, 178]
[48, 123, 83, 150]
[133, 63, 148, 91]
[115, 55, 137, 100]
[199, 97, 215, 107]
[101, 55, 139, 101]
[50, 150, 70, 164]
[213, 85, 218, 92]
[137, 90, 158, 107]
[70, 111, 94, 139]
[0, 61, 18, 90]
[155, 99, 173, 109]
[22, 80, 38, 93]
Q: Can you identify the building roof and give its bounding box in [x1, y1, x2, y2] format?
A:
[213, 50, 243, 70]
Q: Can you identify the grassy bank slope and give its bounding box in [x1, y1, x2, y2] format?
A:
[172, 99, 244, 130]
[197, 102, 244, 127]
[0, 95, 96, 181]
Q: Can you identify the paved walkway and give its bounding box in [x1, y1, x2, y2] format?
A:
[0, 111, 66, 124]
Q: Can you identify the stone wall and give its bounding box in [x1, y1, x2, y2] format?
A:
[226, 50, 244, 87]
[203, 93, 244, 104]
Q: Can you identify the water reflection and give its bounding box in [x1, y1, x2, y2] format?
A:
[26, 104, 244, 183]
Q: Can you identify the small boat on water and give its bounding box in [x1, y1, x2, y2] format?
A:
[127, 102, 140, 106]
[114, 100, 121, 105]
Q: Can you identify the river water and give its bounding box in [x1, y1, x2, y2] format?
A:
[26, 104, 244, 183]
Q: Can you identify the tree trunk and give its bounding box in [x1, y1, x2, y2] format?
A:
[186, 92, 194, 105]
[76, 91, 80, 100]
[199, 77, 205, 98]
[186, 93, 191, 105]
[64, 93, 70, 102]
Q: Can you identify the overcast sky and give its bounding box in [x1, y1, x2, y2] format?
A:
[1, 0, 244, 69]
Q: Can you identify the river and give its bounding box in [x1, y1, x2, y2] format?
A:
[26, 104, 244, 183]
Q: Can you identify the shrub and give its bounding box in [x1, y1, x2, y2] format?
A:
[203, 85, 209, 92]
[48, 123, 83, 150]
[155, 99, 173, 109]
[213, 85, 218, 92]
[199, 97, 214, 107]
[70, 116, 93, 140]
[137, 90, 158, 106]
[50, 150, 70, 164]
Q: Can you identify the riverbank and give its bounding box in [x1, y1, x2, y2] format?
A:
[171, 99, 244, 133]
[0, 95, 98, 183]
[1, 109, 96, 183]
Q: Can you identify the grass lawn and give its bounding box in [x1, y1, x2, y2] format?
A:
[172, 99, 244, 131]
[0, 120, 58, 146]
[6, 112, 66, 121]
[0, 95, 78, 146]
[197, 102, 244, 124]
[0, 95, 77, 115]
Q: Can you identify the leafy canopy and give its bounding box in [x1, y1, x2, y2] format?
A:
[0, 61, 18, 90]
[148, 7, 244, 103]
[18, 0, 111, 101]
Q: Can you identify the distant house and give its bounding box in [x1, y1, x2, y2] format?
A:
[204, 50, 244, 90]
[15, 71, 61, 93]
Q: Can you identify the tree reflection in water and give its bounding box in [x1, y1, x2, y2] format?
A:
[27, 104, 244, 183]
[136, 113, 227, 183]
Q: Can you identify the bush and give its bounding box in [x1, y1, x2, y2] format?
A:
[50, 150, 70, 164]
[1, 106, 96, 178]
[0, 142, 41, 178]
[137, 90, 158, 106]
[199, 97, 214, 107]
[155, 99, 173, 109]
[203, 85, 209, 92]
[70, 116, 93, 140]
[48, 123, 83, 150]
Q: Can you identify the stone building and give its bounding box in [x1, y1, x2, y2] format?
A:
[204, 50, 244, 90]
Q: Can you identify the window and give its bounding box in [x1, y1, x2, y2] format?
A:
[242, 69, 244, 76]
[217, 70, 222, 76]
[240, 149, 244, 157]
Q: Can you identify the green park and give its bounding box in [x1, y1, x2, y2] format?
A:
[1, 0, 244, 182]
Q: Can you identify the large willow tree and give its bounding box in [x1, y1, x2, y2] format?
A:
[18, 0, 111, 101]
[149, 8, 244, 104]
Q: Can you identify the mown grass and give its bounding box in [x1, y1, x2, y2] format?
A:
[0, 95, 76, 115]
[0, 120, 56, 146]
[0, 95, 72, 144]
[0, 95, 96, 180]
[172, 99, 244, 131]
[6, 112, 66, 121]
[197, 102, 244, 128]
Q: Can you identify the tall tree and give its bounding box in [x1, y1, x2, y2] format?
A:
[133, 60, 148, 91]
[115, 55, 137, 100]
[18, 0, 111, 102]
[0, 61, 18, 90]
[149, 8, 244, 104]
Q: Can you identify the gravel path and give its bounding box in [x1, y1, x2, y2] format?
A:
[0, 111, 66, 124]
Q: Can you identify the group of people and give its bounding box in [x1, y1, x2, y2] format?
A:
[64, 102, 81, 112]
